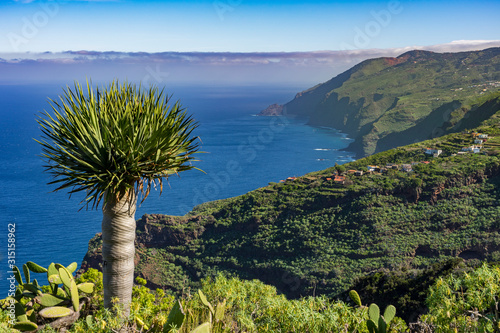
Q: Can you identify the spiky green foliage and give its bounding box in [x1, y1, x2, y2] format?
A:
[36, 80, 200, 209]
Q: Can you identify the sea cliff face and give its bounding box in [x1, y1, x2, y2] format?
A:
[284, 48, 500, 157]
[258, 103, 284, 116]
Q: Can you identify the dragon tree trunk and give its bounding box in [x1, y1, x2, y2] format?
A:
[101, 191, 137, 317]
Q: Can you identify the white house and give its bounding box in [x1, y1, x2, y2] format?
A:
[402, 164, 413, 172]
[475, 139, 484, 144]
[424, 148, 442, 156]
[478, 134, 489, 139]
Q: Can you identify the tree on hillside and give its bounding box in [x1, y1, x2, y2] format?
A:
[36, 81, 200, 316]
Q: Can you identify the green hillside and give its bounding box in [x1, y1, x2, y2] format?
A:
[284, 48, 500, 157]
[82, 107, 500, 320]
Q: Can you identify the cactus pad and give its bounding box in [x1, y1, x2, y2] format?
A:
[22, 264, 30, 284]
[349, 290, 362, 307]
[39, 306, 73, 319]
[39, 293, 66, 307]
[56, 287, 67, 298]
[48, 274, 62, 285]
[378, 317, 387, 332]
[26, 261, 47, 273]
[14, 301, 26, 320]
[86, 315, 94, 327]
[198, 289, 214, 315]
[77, 282, 94, 294]
[70, 280, 80, 312]
[13, 266, 23, 285]
[22, 283, 39, 295]
[58, 267, 73, 289]
[66, 262, 78, 273]
[191, 322, 210, 333]
[383, 304, 396, 324]
[12, 321, 38, 332]
[215, 299, 226, 322]
[366, 320, 377, 333]
[368, 303, 380, 324]
[47, 263, 58, 279]
[164, 300, 185, 332]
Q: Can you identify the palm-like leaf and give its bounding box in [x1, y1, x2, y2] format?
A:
[36, 80, 200, 209]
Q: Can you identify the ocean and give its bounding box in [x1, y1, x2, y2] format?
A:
[0, 83, 355, 297]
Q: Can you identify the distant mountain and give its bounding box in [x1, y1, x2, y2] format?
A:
[284, 47, 500, 157]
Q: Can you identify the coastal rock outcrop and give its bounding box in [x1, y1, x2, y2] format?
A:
[258, 103, 284, 116]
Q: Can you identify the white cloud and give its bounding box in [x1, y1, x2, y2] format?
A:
[426, 40, 500, 53]
[1, 40, 499, 85]
[2, 40, 500, 65]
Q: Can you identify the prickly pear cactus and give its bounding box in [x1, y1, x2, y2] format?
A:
[39, 306, 74, 319]
[3, 261, 95, 332]
[366, 303, 397, 333]
[349, 290, 362, 307]
[191, 322, 210, 333]
[163, 300, 186, 333]
[39, 293, 66, 307]
[12, 321, 38, 332]
[214, 299, 226, 323]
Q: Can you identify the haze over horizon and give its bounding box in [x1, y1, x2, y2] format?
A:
[1, 0, 499, 85]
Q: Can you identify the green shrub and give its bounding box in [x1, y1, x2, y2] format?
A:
[422, 263, 500, 332]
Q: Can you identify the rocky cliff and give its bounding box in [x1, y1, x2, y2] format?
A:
[258, 103, 284, 116]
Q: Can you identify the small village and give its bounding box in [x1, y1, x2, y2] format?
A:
[280, 132, 495, 185]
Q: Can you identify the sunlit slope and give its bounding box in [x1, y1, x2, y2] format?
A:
[285, 48, 500, 157]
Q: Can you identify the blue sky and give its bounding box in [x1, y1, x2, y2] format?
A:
[0, 0, 499, 53]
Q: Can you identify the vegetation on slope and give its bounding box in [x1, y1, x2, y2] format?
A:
[5, 263, 500, 331]
[284, 48, 500, 157]
[81, 108, 500, 323]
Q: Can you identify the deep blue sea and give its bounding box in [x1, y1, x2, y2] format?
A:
[0, 83, 354, 297]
